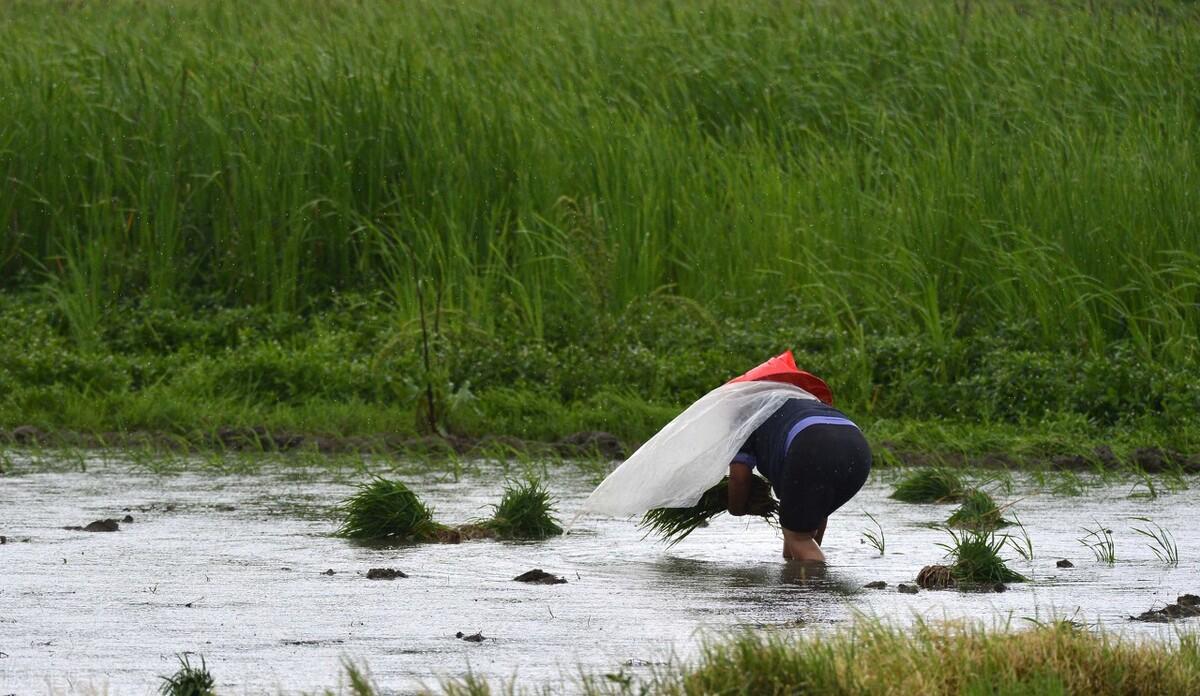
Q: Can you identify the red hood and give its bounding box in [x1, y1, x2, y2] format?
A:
[726, 350, 834, 405]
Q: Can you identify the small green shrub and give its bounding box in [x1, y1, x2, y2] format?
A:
[484, 477, 563, 540]
[890, 468, 966, 503]
[942, 529, 1027, 585]
[335, 478, 447, 542]
[946, 490, 1011, 531]
[159, 654, 215, 696]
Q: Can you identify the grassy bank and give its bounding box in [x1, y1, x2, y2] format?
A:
[321, 620, 1200, 694]
[1, 0, 1197, 458]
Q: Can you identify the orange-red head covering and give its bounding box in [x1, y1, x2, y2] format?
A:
[726, 350, 834, 405]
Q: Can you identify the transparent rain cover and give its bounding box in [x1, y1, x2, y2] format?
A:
[578, 380, 817, 518]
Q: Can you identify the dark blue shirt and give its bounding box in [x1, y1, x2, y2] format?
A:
[732, 398, 858, 486]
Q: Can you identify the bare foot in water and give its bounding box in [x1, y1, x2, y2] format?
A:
[782, 528, 825, 563]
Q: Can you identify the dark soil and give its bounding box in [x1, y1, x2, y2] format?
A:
[1131, 594, 1200, 623]
[320, 569, 336, 576]
[513, 569, 567, 585]
[863, 581, 887, 589]
[456, 631, 486, 642]
[454, 524, 498, 541]
[1056, 559, 1074, 568]
[0, 535, 6, 544]
[64, 519, 120, 532]
[898, 584, 919, 594]
[366, 568, 407, 580]
[916, 565, 956, 589]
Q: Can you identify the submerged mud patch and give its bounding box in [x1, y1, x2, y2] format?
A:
[64, 519, 120, 532]
[1132, 595, 1200, 623]
[513, 569, 567, 585]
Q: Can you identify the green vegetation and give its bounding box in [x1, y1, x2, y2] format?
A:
[482, 477, 563, 540]
[641, 476, 778, 546]
[158, 655, 215, 696]
[335, 477, 447, 542]
[425, 620, 1200, 695]
[889, 468, 966, 503]
[946, 490, 1011, 531]
[941, 529, 1028, 585]
[0, 0, 1198, 459]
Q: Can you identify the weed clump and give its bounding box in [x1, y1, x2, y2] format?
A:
[946, 490, 1011, 531]
[942, 529, 1027, 585]
[159, 654, 214, 696]
[335, 477, 447, 542]
[483, 477, 563, 540]
[641, 476, 777, 546]
[890, 468, 966, 503]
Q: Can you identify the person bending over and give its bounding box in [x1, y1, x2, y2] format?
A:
[726, 397, 871, 563]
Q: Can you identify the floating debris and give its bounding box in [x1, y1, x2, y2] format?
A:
[513, 569, 567, 585]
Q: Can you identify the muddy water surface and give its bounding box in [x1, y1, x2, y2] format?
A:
[1, 455, 1197, 694]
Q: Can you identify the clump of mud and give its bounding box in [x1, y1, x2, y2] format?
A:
[863, 581, 887, 589]
[513, 569, 567, 585]
[456, 631, 486, 642]
[1131, 595, 1200, 623]
[1056, 559, 1074, 568]
[64, 519, 120, 532]
[366, 568, 407, 580]
[917, 565, 956, 589]
[898, 584, 919, 594]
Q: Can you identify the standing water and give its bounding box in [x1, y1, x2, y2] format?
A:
[1, 454, 1197, 694]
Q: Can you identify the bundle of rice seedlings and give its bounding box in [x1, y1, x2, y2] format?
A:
[483, 476, 563, 540]
[946, 489, 1012, 531]
[159, 654, 215, 696]
[640, 475, 777, 546]
[889, 468, 966, 503]
[941, 528, 1027, 584]
[335, 477, 448, 542]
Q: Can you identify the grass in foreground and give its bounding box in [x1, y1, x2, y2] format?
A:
[945, 489, 1011, 531]
[481, 477, 563, 540]
[414, 619, 1200, 695]
[889, 468, 966, 503]
[335, 477, 449, 542]
[159, 654, 215, 696]
[942, 529, 1028, 585]
[640, 476, 777, 547]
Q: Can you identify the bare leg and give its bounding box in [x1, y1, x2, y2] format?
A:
[782, 528, 825, 563]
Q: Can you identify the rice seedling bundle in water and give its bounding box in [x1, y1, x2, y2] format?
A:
[943, 529, 1028, 584]
[484, 477, 563, 540]
[890, 468, 967, 503]
[336, 477, 446, 542]
[641, 475, 777, 546]
[946, 489, 1011, 531]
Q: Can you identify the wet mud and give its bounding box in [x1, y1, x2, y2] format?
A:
[63, 519, 120, 532]
[1132, 594, 1200, 623]
[513, 569, 567, 585]
[366, 568, 407, 580]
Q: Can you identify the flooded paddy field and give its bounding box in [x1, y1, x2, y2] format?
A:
[1, 454, 1197, 694]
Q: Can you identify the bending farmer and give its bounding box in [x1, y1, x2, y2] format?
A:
[725, 353, 872, 563]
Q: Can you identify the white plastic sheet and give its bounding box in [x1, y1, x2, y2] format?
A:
[578, 380, 818, 517]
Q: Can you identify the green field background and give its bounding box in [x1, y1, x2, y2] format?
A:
[1, 0, 1197, 451]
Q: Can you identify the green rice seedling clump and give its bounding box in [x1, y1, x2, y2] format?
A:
[943, 529, 1028, 584]
[641, 475, 777, 546]
[946, 490, 1011, 531]
[484, 476, 563, 540]
[890, 468, 966, 503]
[159, 654, 215, 696]
[336, 477, 446, 542]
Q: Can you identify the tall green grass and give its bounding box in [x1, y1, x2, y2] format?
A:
[1, 0, 1197, 371]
